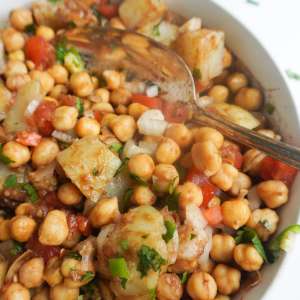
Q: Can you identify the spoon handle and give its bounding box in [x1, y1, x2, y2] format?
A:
[193, 109, 300, 169]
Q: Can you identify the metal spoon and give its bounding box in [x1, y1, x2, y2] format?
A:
[64, 27, 300, 169]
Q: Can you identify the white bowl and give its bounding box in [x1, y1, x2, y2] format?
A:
[1, 1, 300, 299]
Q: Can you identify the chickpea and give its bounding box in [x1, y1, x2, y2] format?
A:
[128, 154, 155, 181]
[70, 72, 94, 97]
[131, 185, 156, 206]
[210, 234, 235, 263]
[44, 257, 63, 287]
[208, 85, 229, 103]
[36, 25, 55, 41]
[191, 141, 222, 177]
[90, 88, 109, 103]
[177, 182, 203, 208]
[33, 288, 49, 300]
[58, 183, 82, 206]
[75, 117, 100, 137]
[153, 164, 179, 193]
[157, 273, 183, 300]
[155, 138, 181, 164]
[187, 271, 217, 300]
[10, 8, 33, 31]
[0, 220, 11, 241]
[234, 87, 263, 111]
[115, 104, 128, 115]
[6, 74, 30, 91]
[110, 88, 131, 105]
[212, 264, 241, 296]
[165, 124, 193, 149]
[5, 60, 27, 77]
[50, 284, 79, 300]
[193, 127, 224, 149]
[101, 113, 118, 127]
[92, 102, 114, 114]
[247, 208, 279, 241]
[8, 49, 25, 61]
[110, 115, 136, 142]
[53, 106, 78, 131]
[233, 244, 264, 271]
[223, 49, 232, 68]
[211, 163, 239, 191]
[230, 172, 252, 196]
[256, 180, 288, 208]
[30, 70, 55, 95]
[2, 283, 30, 300]
[89, 197, 119, 228]
[128, 102, 149, 120]
[50, 84, 68, 98]
[221, 199, 251, 229]
[215, 295, 230, 300]
[15, 203, 35, 216]
[39, 210, 69, 246]
[32, 138, 59, 166]
[2, 27, 25, 52]
[61, 258, 81, 278]
[48, 64, 68, 84]
[226, 72, 248, 93]
[19, 257, 44, 288]
[242, 149, 266, 176]
[103, 70, 122, 90]
[2, 141, 30, 168]
[10, 215, 36, 242]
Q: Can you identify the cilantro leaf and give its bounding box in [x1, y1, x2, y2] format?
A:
[149, 288, 156, 300]
[21, 183, 38, 203]
[64, 48, 85, 73]
[180, 272, 189, 284]
[152, 23, 160, 37]
[110, 143, 123, 154]
[81, 271, 95, 282]
[120, 188, 133, 213]
[120, 240, 129, 252]
[24, 24, 36, 35]
[55, 41, 68, 64]
[162, 220, 176, 243]
[137, 245, 166, 277]
[4, 175, 18, 188]
[66, 251, 82, 261]
[165, 190, 179, 212]
[76, 98, 84, 117]
[80, 280, 101, 300]
[265, 103, 275, 115]
[192, 68, 202, 80]
[130, 174, 148, 186]
[114, 158, 129, 177]
[10, 241, 24, 256]
[0, 144, 14, 165]
[108, 258, 130, 288]
[235, 227, 269, 262]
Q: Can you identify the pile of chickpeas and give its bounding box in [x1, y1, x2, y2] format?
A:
[0, 4, 292, 300]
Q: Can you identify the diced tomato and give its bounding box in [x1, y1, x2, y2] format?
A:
[97, 3, 119, 19]
[33, 101, 57, 136]
[161, 101, 190, 123]
[59, 94, 77, 106]
[195, 81, 206, 93]
[41, 192, 65, 213]
[24, 36, 55, 69]
[77, 215, 91, 236]
[27, 234, 61, 263]
[16, 131, 42, 147]
[202, 206, 223, 226]
[221, 142, 243, 169]
[186, 167, 219, 208]
[131, 94, 162, 109]
[260, 157, 298, 186]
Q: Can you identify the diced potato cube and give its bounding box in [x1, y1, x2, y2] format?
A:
[175, 28, 225, 83]
[119, 0, 166, 29]
[57, 136, 121, 201]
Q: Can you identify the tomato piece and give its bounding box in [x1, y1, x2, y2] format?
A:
[131, 94, 162, 109]
[33, 101, 57, 136]
[77, 215, 91, 236]
[221, 142, 243, 169]
[24, 36, 55, 69]
[16, 131, 42, 147]
[202, 206, 223, 226]
[161, 101, 190, 123]
[186, 167, 219, 208]
[98, 3, 119, 19]
[260, 157, 297, 186]
[59, 94, 77, 106]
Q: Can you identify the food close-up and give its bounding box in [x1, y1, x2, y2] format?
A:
[0, 0, 299, 300]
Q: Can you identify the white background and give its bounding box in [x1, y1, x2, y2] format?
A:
[214, 1, 300, 299]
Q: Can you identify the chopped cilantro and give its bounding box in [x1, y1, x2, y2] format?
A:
[64, 48, 85, 73]
[286, 69, 300, 80]
[165, 190, 180, 212]
[55, 41, 68, 64]
[108, 258, 130, 288]
[67, 21, 76, 29]
[190, 233, 197, 240]
[0, 144, 14, 165]
[10, 241, 24, 256]
[120, 188, 133, 213]
[21, 183, 38, 203]
[152, 23, 161, 37]
[66, 251, 82, 261]
[162, 220, 176, 243]
[76, 98, 84, 117]
[180, 272, 189, 284]
[24, 24, 36, 35]
[80, 280, 101, 300]
[81, 271, 95, 282]
[110, 143, 123, 154]
[168, 176, 178, 194]
[149, 288, 156, 300]
[120, 240, 129, 252]
[130, 174, 148, 186]
[4, 175, 18, 188]
[137, 245, 166, 277]
[265, 103, 275, 115]
[92, 168, 99, 176]
[192, 68, 202, 80]
[114, 158, 129, 177]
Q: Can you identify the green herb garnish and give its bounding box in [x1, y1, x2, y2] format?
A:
[92, 168, 99, 176]
[21, 183, 38, 203]
[4, 175, 17, 188]
[120, 240, 129, 252]
[10, 241, 24, 256]
[149, 288, 156, 300]
[192, 68, 202, 80]
[80, 280, 101, 300]
[55, 41, 68, 64]
[130, 174, 148, 186]
[66, 251, 82, 261]
[168, 176, 178, 194]
[162, 220, 176, 243]
[67, 21, 76, 29]
[286, 69, 300, 81]
[120, 188, 133, 213]
[265, 103, 275, 115]
[76, 98, 84, 117]
[165, 190, 180, 212]
[81, 271, 95, 282]
[180, 272, 189, 284]
[190, 233, 197, 240]
[24, 24, 36, 35]
[64, 48, 85, 73]
[110, 143, 123, 154]
[108, 258, 130, 289]
[0, 144, 14, 165]
[152, 23, 161, 37]
[137, 245, 166, 277]
[114, 158, 129, 177]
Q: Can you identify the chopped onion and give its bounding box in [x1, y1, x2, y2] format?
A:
[146, 85, 159, 98]
[138, 141, 158, 155]
[122, 140, 144, 158]
[185, 204, 208, 231]
[195, 96, 214, 109]
[247, 185, 262, 211]
[52, 130, 74, 143]
[97, 224, 115, 250]
[198, 226, 213, 267]
[24, 99, 40, 117]
[179, 17, 202, 33]
[137, 109, 168, 136]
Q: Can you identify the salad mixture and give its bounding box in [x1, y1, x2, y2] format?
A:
[0, 1, 299, 300]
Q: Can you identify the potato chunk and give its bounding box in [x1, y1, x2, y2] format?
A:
[57, 136, 121, 201]
[119, 0, 166, 29]
[175, 29, 225, 83]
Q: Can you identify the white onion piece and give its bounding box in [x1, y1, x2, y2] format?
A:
[52, 130, 74, 143]
[97, 224, 115, 251]
[179, 17, 202, 33]
[195, 96, 214, 109]
[24, 99, 40, 117]
[167, 229, 179, 264]
[185, 204, 208, 231]
[138, 141, 158, 156]
[122, 140, 144, 158]
[137, 109, 168, 136]
[105, 171, 131, 200]
[198, 226, 213, 267]
[146, 85, 159, 98]
[247, 185, 262, 211]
